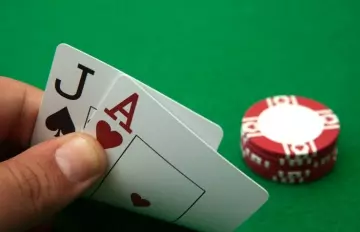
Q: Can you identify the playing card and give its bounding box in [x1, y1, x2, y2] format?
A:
[95, 135, 205, 222]
[31, 43, 119, 145]
[84, 75, 223, 150]
[135, 79, 224, 150]
[83, 74, 269, 232]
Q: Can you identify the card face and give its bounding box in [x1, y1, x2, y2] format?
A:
[83, 76, 223, 150]
[134, 79, 223, 150]
[31, 44, 119, 145]
[94, 136, 205, 222]
[83, 74, 269, 232]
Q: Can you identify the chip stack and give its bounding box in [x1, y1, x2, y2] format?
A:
[240, 95, 340, 184]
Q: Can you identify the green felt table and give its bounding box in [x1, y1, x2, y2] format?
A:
[1, 1, 360, 231]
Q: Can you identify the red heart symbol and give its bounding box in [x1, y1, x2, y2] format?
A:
[131, 193, 151, 207]
[295, 145, 304, 151]
[96, 120, 123, 149]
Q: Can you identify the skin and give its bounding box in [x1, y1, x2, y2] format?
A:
[0, 76, 107, 231]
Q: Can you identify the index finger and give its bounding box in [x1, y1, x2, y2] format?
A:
[0, 77, 43, 147]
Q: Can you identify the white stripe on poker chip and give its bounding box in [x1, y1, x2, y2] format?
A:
[287, 171, 301, 178]
[289, 158, 304, 166]
[266, 98, 273, 107]
[306, 158, 312, 164]
[309, 140, 317, 154]
[290, 95, 298, 105]
[296, 158, 304, 166]
[283, 143, 291, 156]
[279, 158, 285, 166]
[241, 150, 247, 158]
[278, 170, 284, 177]
[325, 124, 340, 130]
[242, 116, 259, 122]
[241, 121, 259, 133]
[246, 132, 262, 138]
[317, 109, 333, 115]
[264, 161, 270, 169]
[289, 159, 295, 167]
[250, 153, 262, 165]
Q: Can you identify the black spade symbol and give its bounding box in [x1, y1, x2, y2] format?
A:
[45, 107, 75, 137]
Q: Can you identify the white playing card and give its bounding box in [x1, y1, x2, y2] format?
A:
[31, 43, 119, 145]
[83, 75, 223, 150]
[96, 135, 205, 222]
[134, 78, 223, 150]
[83, 74, 269, 232]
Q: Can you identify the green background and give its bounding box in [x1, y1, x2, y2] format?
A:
[1, 1, 359, 231]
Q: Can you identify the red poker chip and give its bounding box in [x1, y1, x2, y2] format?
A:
[242, 144, 337, 184]
[242, 144, 337, 174]
[241, 95, 340, 159]
[243, 153, 337, 184]
[241, 133, 337, 168]
[242, 131, 338, 160]
[244, 156, 336, 184]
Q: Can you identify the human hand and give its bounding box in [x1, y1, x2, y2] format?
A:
[0, 77, 107, 231]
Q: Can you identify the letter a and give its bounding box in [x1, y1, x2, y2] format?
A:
[104, 93, 139, 134]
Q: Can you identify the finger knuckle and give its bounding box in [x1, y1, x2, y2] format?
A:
[3, 160, 51, 214]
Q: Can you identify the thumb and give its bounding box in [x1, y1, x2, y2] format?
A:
[0, 133, 107, 231]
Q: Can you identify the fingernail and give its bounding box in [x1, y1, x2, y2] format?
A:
[55, 136, 102, 183]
